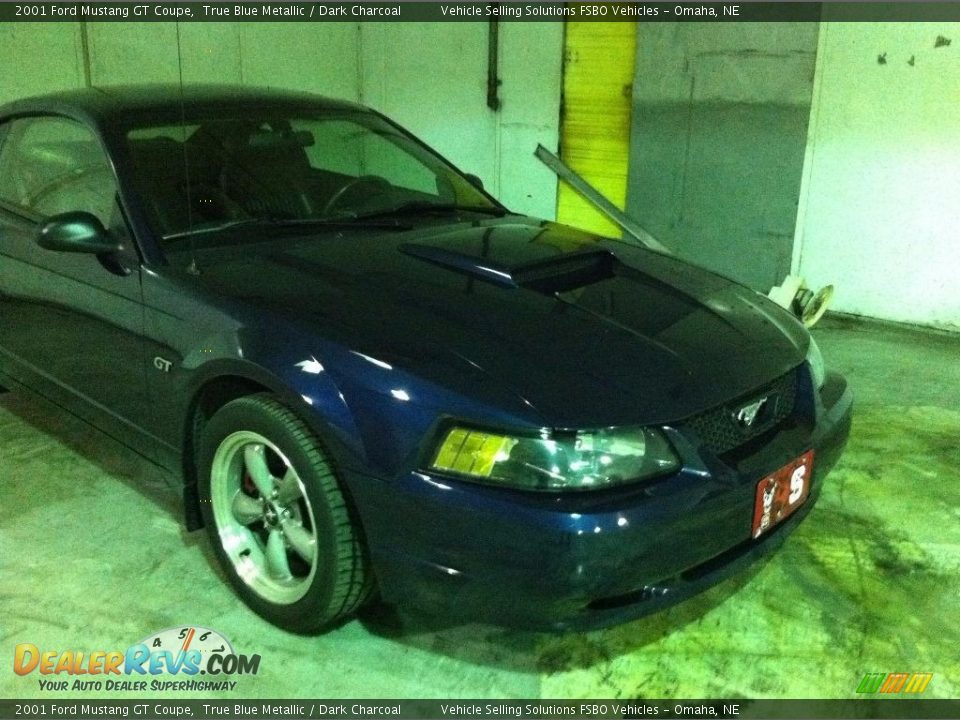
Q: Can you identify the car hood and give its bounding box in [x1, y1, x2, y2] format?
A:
[190, 217, 808, 427]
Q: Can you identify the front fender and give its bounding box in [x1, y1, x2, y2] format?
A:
[183, 350, 367, 472]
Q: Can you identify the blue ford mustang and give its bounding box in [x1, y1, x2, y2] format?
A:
[0, 85, 852, 633]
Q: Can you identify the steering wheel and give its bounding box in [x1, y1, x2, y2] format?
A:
[322, 175, 392, 216]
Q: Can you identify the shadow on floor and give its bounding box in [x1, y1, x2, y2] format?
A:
[0, 386, 200, 547]
[354, 556, 768, 675]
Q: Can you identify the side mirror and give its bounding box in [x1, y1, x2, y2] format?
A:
[37, 211, 122, 255]
[464, 173, 484, 191]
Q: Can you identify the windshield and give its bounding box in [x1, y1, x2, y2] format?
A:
[124, 108, 500, 243]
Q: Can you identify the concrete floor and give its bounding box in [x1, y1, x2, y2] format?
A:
[1, 315, 958, 699]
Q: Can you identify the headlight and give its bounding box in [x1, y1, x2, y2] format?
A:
[806, 336, 825, 390]
[429, 425, 680, 491]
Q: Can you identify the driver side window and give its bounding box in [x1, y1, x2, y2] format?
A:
[0, 116, 118, 227]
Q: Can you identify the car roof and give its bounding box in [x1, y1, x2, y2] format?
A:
[0, 84, 366, 124]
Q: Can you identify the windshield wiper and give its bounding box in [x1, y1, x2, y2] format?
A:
[353, 201, 509, 221]
[163, 216, 410, 243]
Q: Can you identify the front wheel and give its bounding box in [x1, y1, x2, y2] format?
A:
[198, 394, 372, 633]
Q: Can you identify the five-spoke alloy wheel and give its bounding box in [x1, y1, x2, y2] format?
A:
[210, 431, 319, 605]
[198, 394, 371, 633]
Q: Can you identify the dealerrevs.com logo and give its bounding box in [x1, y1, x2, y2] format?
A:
[14, 626, 260, 692]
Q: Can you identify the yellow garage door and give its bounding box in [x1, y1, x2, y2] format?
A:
[556, 20, 636, 238]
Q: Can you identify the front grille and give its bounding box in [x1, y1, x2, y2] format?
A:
[681, 369, 798, 455]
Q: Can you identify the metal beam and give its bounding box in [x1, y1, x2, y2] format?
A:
[535, 144, 671, 254]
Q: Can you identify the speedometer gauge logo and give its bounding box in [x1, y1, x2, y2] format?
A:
[136, 626, 235, 669]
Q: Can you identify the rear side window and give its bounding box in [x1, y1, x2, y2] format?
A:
[0, 116, 117, 226]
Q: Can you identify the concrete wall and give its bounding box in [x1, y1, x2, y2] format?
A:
[794, 22, 960, 330]
[626, 24, 818, 291]
[0, 23, 87, 104]
[0, 23, 359, 100]
[358, 22, 562, 219]
[0, 22, 560, 220]
[85, 23, 358, 92]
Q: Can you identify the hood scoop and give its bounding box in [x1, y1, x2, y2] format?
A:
[399, 243, 617, 293]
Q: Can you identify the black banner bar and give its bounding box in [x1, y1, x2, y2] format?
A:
[3, 699, 960, 720]
[4, 2, 960, 22]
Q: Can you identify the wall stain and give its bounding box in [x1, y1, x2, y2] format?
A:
[695, 48, 815, 60]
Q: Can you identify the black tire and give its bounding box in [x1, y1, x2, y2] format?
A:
[198, 393, 372, 633]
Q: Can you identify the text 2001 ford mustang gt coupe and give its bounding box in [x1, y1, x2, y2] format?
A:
[0, 86, 852, 632]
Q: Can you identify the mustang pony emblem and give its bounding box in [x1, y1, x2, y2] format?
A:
[734, 396, 769, 428]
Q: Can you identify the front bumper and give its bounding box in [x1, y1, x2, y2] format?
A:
[345, 369, 853, 631]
